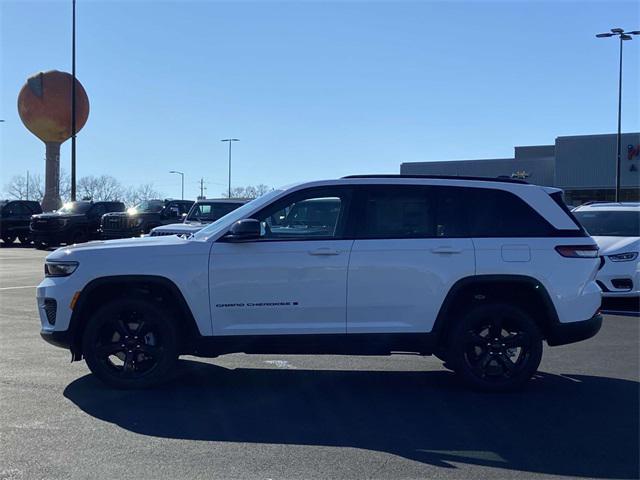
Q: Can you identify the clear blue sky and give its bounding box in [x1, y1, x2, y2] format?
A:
[1, 0, 639, 200]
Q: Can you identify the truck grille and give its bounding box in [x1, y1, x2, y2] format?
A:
[102, 216, 132, 231]
[150, 230, 178, 237]
[31, 218, 59, 231]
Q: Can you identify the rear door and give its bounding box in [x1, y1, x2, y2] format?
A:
[346, 185, 475, 334]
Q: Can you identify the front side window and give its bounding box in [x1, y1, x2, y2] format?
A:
[187, 203, 242, 222]
[574, 210, 640, 237]
[254, 189, 349, 240]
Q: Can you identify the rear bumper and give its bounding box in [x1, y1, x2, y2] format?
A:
[546, 312, 603, 346]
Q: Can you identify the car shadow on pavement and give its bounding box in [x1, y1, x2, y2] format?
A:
[64, 360, 639, 479]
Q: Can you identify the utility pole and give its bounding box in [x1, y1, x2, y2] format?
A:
[220, 138, 239, 198]
[199, 178, 207, 199]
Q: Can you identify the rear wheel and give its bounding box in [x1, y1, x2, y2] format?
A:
[18, 234, 31, 245]
[2, 235, 16, 245]
[82, 298, 179, 389]
[448, 303, 542, 392]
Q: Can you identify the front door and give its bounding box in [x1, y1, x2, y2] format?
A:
[209, 187, 354, 336]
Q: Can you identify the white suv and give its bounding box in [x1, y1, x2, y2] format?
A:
[573, 202, 640, 302]
[37, 176, 603, 391]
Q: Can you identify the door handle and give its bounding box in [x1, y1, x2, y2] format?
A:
[431, 246, 462, 254]
[308, 248, 341, 256]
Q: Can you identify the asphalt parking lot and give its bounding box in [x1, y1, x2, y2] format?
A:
[0, 246, 638, 480]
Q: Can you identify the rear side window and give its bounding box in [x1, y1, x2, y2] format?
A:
[467, 188, 555, 237]
[357, 186, 435, 238]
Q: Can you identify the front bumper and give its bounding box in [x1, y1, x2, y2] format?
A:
[546, 312, 603, 346]
[40, 329, 74, 349]
[31, 229, 71, 244]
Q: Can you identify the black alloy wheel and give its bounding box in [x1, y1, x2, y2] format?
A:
[449, 303, 543, 391]
[2, 234, 16, 245]
[82, 298, 178, 389]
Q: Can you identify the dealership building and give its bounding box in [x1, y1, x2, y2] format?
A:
[400, 133, 640, 205]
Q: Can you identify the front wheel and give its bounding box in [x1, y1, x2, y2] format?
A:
[448, 303, 543, 392]
[82, 298, 179, 389]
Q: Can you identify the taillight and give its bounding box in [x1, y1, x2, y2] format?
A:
[555, 245, 599, 258]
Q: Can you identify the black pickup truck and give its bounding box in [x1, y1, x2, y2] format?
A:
[0, 200, 42, 245]
[30, 200, 125, 248]
[100, 199, 194, 239]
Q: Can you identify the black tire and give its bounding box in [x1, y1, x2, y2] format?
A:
[448, 303, 543, 392]
[18, 234, 31, 245]
[82, 298, 179, 389]
[2, 235, 16, 245]
[70, 229, 88, 244]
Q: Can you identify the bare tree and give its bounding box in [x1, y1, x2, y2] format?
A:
[123, 183, 163, 207]
[222, 184, 272, 199]
[3, 170, 72, 204]
[77, 175, 124, 201]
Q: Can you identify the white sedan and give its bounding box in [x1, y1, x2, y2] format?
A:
[573, 202, 639, 301]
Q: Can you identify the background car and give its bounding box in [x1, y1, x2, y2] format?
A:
[30, 201, 125, 248]
[150, 198, 247, 237]
[101, 199, 194, 239]
[573, 202, 640, 311]
[0, 200, 42, 245]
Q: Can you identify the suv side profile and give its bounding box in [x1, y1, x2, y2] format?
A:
[37, 176, 602, 391]
[101, 199, 194, 239]
[31, 201, 125, 248]
[0, 200, 42, 245]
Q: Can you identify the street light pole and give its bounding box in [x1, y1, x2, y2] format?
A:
[169, 170, 184, 199]
[71, 0, 77, 202]
[596, 28, 639, 202]
[221, 138, 239, 198]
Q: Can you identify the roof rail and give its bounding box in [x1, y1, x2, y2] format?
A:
[341, 174, 529, 184]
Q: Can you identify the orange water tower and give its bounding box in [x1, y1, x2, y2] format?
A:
[17, 70, 89, 211]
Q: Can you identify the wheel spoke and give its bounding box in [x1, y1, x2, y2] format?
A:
[115, 319, 132, 338]
[488, 317, 503, 339]
[497, 354, 516, 373]
[464, 330, 486, 347]
[122, 350, 136, 374]
[96, 342, 123, 357]
[503, 332, 527, 348]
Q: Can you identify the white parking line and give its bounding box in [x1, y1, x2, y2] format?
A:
[0, 285, 37, 291]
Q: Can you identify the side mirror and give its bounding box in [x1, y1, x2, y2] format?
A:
[225, 219, 260, 241]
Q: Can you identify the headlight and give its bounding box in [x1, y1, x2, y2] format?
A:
[608, 252, 638, 262]
[45, 261, 79, 277]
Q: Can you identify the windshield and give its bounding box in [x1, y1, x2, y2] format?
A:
[129, 200, 164, 214]
[193, 190, 283, 240]
[187, 202, 244, 222]
[575, 210, 640, 237]
[57, 202, 92, 214]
